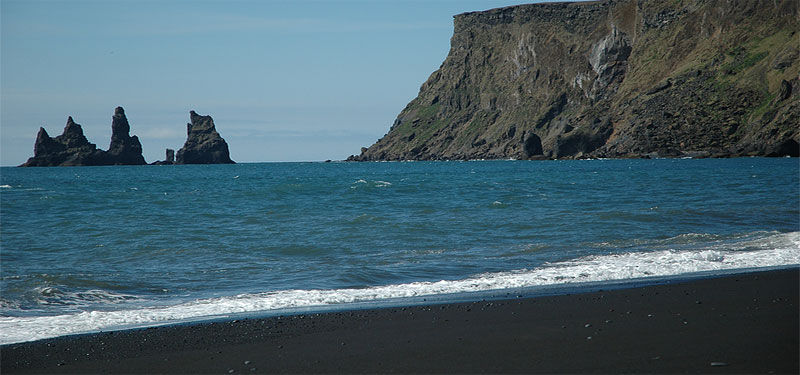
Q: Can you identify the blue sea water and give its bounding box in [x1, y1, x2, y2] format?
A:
[1, 158, 798, 344]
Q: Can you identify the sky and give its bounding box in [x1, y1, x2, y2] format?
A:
[1, 0, 559, 166]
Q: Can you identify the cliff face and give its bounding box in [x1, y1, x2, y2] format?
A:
[350, 0, 799, 161]
[20, 107, 147, 167]
[175, 111, 235, 164]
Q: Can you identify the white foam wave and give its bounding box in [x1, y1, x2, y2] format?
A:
[1, 231, 798, 345]
[350, 179, 392, 189]
[0, 184, 12, 189]
[33, 288, 140, 307]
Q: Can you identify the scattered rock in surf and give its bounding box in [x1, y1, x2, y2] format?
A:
[151, 148, 176, 165]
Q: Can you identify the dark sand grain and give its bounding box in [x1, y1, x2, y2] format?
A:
[2, 268, 797, 373]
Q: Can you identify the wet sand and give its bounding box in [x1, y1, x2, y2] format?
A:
[2, 268, 798, 374]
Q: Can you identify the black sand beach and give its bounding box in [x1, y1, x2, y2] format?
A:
[2, 268, 797, 374]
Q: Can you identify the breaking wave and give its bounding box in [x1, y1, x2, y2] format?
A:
[2, 231, 797, 345]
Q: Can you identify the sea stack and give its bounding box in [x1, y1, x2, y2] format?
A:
[19, 107, 147, 167]
[20, 117, 105, 166]
[175, 111, 235, 164]
[106, 106, 146, 165]
[151, 148, 176, 165]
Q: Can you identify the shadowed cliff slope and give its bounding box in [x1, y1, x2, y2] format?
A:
[350, 0, 799, 161]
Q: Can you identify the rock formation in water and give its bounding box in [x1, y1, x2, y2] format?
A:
[20, 117, 105, 166]
[151, 148, 176, 165]
[175, 111, 235, 164]
[20, 107, 147, 167]
[349, 0, 799, 161]
[106, 107, 146, 165]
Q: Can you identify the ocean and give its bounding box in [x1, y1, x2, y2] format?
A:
[1, 158, 798, 344]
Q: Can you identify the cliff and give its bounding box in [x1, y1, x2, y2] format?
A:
[20, 107, 146, 167]
[349, 0, 799, 161]
[175, 111, 235, 164]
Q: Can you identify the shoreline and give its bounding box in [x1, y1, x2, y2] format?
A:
[2, 265, 794, 346]
[2, 267, 797, 373]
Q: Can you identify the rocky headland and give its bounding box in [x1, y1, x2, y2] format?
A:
[174, 111, 235, 164]
[20, 107, 146, 167]
[349, 0, 799, 161]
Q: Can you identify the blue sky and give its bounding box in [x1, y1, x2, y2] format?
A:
[2, 0, 556, 165]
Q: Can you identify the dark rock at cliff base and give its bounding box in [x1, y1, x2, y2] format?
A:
[765, 139, 800, 157]
[175, 111, 234, 164]
[106, 107, 146, 165]
[20, 107, 147, 167]
[351, 0, 799, 161]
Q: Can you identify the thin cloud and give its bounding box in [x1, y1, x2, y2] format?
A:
[138, 127, 184, 140]
[128, 14, 446, 36]
[2, 6, 445, 38]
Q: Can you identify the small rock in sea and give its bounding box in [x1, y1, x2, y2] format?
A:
[710, 362, 729, 367]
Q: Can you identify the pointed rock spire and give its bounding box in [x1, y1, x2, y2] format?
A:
[176, 110, 234, 164]
[111, 106, 131, 141]
[107, 106, 146, 165]
[55, 117, 95, 151]
[30, 127, 64, 162]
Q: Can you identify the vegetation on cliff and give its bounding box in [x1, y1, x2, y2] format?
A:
[350, 0, 799, 161]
